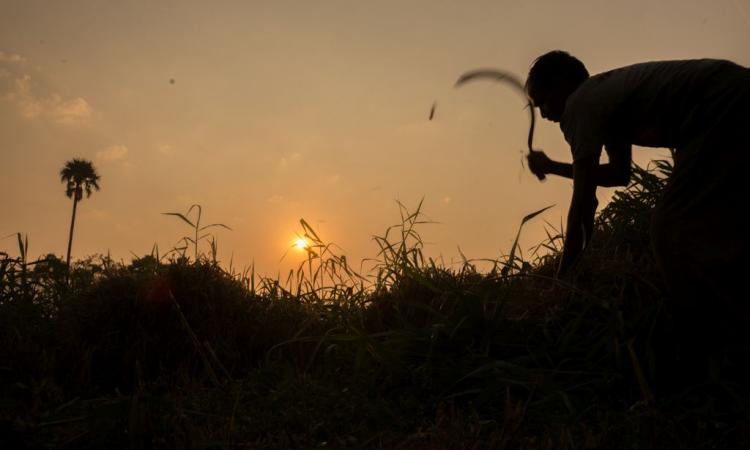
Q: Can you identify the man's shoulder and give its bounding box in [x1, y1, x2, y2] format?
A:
[562, 75, 610, 117]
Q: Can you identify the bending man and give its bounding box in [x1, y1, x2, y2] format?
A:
[525, 50, 750, 364]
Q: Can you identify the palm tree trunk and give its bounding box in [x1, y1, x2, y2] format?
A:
[66, 195, 79, 270]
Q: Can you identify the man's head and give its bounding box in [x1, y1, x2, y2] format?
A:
[526, 50, 589, 122]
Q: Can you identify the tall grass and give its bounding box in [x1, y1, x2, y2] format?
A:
[1, 157, 748, 449]
[163, 204, 232, 263]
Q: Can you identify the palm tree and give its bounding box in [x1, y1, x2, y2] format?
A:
[60, 158, 100, 269]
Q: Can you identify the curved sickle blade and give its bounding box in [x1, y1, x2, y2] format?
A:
[454, 68, 544, 180]
[454, 69, 526, 92]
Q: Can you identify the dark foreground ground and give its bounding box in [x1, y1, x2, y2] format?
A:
[2, 160, 749, 449]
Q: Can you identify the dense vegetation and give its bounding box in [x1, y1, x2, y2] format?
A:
[2, 158, 748, 449]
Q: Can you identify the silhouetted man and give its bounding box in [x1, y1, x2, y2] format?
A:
[524, 51, 750, 370]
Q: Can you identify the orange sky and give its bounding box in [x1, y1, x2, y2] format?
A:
[2, 0, 749, 276]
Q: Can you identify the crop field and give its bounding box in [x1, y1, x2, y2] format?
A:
[2, 158, 749, 449]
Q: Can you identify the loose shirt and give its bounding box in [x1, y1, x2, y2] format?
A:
[560, 59, 747, 162]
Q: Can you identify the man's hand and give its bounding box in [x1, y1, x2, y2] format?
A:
[527, 150, 552, 180]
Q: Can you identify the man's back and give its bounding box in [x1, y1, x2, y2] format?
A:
[561, 59, 748, 162]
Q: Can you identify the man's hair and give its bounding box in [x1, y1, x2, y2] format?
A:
[526, 50, 589, 94]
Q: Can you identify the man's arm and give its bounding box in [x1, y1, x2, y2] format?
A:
[557, 155, 599, 277]
[528, 145, 631, 187]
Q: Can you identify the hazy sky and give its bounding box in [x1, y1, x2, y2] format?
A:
[2, 0, 749, 276]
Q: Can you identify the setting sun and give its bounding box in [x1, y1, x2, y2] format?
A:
[294, 237, 309, 251]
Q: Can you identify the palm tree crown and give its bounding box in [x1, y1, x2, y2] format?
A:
[60, 158, 100, 201]
[60, 158, 100, 271]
